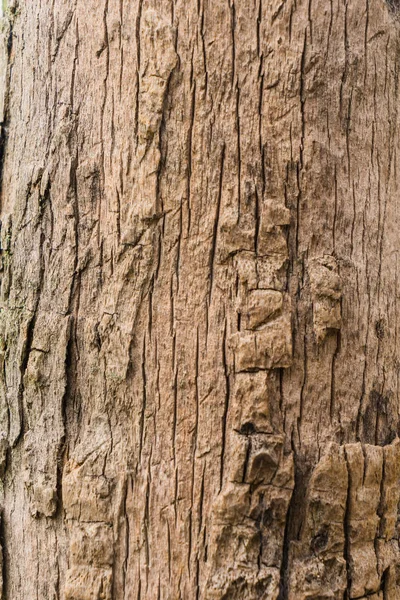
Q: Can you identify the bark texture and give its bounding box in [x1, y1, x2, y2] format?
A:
[0, 0, 399, 598]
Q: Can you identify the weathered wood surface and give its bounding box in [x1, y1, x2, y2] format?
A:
[0, 0, 399, 598]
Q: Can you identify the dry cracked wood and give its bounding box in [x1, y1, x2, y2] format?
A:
[0, 0, 399, 598]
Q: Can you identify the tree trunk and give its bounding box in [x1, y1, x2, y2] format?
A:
[0, 0, 399, 598]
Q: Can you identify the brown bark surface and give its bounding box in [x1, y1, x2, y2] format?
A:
[0, 0, 399, 598]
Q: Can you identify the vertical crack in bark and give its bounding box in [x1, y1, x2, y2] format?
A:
[0, 8, 14, 201]
[186, 75, 196, 236]
[229, 0, 236, 87]
[295, 29, 307, 252]
[0, 508, 7, 600]
[343, 447, 352, 599]
[189, 327, 200, 575]
[138, 334, 147, 465]
[208, 143, 225, 303]
[278, 437, 297, 600]
[134, 0, 144, 146]
[219, 319, 230, 492]
[99, 0, 110, 245]
[234, 82, 241, 220]
[198, 0, 208, 95]
[56, 315, 74, 519]
[143, 448, 152, 594]
[330, 329, 341, 422]
[64, 101, 80, 450]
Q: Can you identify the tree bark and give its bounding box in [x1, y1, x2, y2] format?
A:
[0, 0, 399, 598]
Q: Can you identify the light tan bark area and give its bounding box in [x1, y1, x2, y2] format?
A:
[0, 0, 399, 598]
